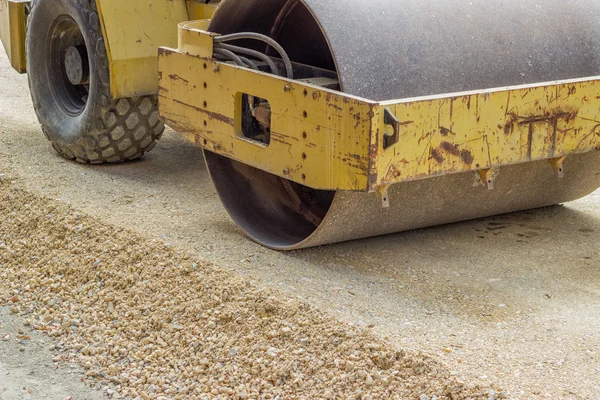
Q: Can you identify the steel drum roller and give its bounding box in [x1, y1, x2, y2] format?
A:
[204, 0, 600, 249]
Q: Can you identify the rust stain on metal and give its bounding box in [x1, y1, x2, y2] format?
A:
[271, 131, 300, 144]
[384, 163, 403, 181]
[168, 74, 190, 84]
[431, 147, 445, 163]
[440, 141, 461, 157]
[270, 137, 292, 147]
[575, 123, 600, 151]
[460, 149, 475, 165]
[173, 99, 235, 126]
[439, 127, 455, 137]
[506, 108, 580, 159]
[367, 126, 380, 190]
[347, 154, 363, 161]
[328, 103, 343, 112]
[429, 141, 475, 166]
[508, 109, 578, 126]
[342, 161, 369, 171]
[418, 131, 434, 145]
[353, 113, 362, 129]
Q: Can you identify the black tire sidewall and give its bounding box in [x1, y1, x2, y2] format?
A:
[27, 0, 101, 144]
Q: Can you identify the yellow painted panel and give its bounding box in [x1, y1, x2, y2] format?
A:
[177, 21, 216, 58]
[158, 49, 374, 191]
[157, 22, 600, 193]
[186, 1, 218, 20]
[96, 0, 189, 98]
[0, 0, 28, 73]
[374, 78, 600, 189]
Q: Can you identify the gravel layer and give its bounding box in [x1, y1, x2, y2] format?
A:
[0, 175, 500, 399]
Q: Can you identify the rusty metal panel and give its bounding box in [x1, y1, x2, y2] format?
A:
[372, 78, 600, 190]
[157, 24, 600, 193]
[0, 0, 28, 73]
[95, 0, 189, 98]
[157, 45, 600, 193]
[158, 48, 374, 192]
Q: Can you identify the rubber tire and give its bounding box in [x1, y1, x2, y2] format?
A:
[26, 0, 165, 164]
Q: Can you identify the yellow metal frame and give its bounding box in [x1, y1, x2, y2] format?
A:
[160, 24, 600, 193]
[0, 0, 28, 73]
[0, 0, 220, 95]
[376, 80, 600, 187]
[95, 0, 188, 98]
[159, 52, 374, 191]
[160, 21, 374, 191]
[95, 0, 219, 99]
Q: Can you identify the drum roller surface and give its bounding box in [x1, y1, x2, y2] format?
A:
[204, 0, 600, 249]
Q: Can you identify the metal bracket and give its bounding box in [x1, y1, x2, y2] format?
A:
[549, 156, 566, 178]
[477, 168, 499, 190]
[383, 107, 400, 149]
[376, 185, 391, 208]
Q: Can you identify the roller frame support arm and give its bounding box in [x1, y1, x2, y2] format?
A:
[158, 24, 600, 195]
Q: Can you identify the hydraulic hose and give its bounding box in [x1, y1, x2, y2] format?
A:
[214, 32, 294, 79]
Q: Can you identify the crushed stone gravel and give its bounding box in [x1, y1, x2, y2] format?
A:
[0, 174, 501, 399]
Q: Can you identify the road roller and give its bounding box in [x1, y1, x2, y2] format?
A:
[2, 0, 600, 249]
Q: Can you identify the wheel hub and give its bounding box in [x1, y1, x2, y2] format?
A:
[65, 45, 89, 86]
[46, 16, 90, 116]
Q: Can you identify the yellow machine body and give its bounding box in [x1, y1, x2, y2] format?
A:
[0, 0, 27, 73]
[0, 0, 219, 96]
[94, 0, 216, 98]
[159, 23, 600, 194]
[95, 0, 218, 98]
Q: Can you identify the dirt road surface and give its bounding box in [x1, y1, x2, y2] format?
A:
[1, 52, 600, 399]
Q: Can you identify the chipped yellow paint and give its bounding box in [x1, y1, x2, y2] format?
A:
[375, 77, 600, 189]
[96, 0, 190, 98]
[158, 49, 374, 191]
[158, 25, 600, 192]
[0, 0, 28, 73]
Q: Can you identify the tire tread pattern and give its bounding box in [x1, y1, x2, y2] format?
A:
[27, 0, 165, 164]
